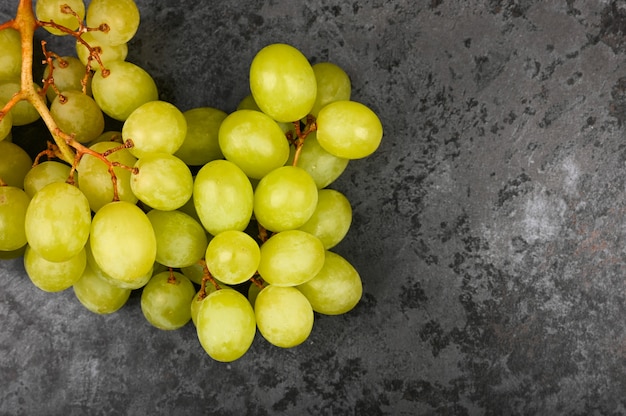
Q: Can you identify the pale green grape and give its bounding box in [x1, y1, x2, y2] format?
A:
[255, 285, 314, 348]
[130, 153, 192, 210]
[297, 250, 362, 315]
[141, 271, 196, 330]
[257, 230, 325, 286]
[0, 102, 12, 141]
[76, 31, 128, 71]
[196, 288, 256, 362]
[23, 161, 73, 198]
[193, 159, 253, 235]
[50, 90, 105, 143]
[36, 0, 85, 36]
[174, 107, 226, 166]
[25, 182, 91, 262]
[218, 110, 290, 179]
[0, 80, 41, 126]
[316, 100, 383, 159]
[147, 209, 208, 268]
[253, 166, 318, 232]
[123, 100, 187, 158]
[92, 61, 158, 121]
[250, 43, 317, 123]
[90, 200, 156, 286]
[43, 56, 92, 102]
[86, 0, 140, 46]
[309, 62, 352, 117]
[205, 230, 260, 285]
[297, 189, 352, 249]
[0, 186, 30, 251]
[77, 141, 138, 212]
[287, 132, 349, 189]
[0, 141, 32, 188]
[24, 245, 86, 292]
[0, 28, 21, 81]
[73, 262, 131, 314]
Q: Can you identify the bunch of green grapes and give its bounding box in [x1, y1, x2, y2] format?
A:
[0, 0, 383, 362]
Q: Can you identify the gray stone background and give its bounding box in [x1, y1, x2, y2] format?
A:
[1, 0, 625, 415]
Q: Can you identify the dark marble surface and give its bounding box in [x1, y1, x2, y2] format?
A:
[1, 0, 625, 415]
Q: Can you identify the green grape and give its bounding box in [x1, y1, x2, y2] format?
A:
[255, 285, 314, 348]
[196, 288, 256, 362]
[24, 245, 86, 292]
[0, 101, 12, 141]
[91, 60, 158, 121]
[0, 80, 41, 125]
[297, 250, 362, 315]
[50, 90, 105, 143]
[174, 107, 226, 166]
[77, 141, 138, 212]
[181, 262, 205, 286]
[0, 141, 32, 188]
[309, 62, 352, 117]
[123, 100, 187, 158]
[236, 94, 261, 111]
[0, 186, 30, 251]
[90, 200, 157, 286]
[85, 241, 152, 290]
[130, 153, 192, 210]
[297, 189, 352, 249]
[24, 182, 91, 262]
[147, 209, 208, 268]
[43, 56, 92, 102]
[257, 230, 325, 286]
[23, 161, 73, 198]
[253, 166, 318, 232]
[249, 43, 317, 123]
[76, 31, 128, 71]
[86, 0, 140, 46]
[36, 0, 85, 36]
[141, 271, 196, 330]
[73, 262, 131, 314]
[205, 230, 260, 285]
[287, 132, 349, 189]
[193, 159, 253, 235]
[218, 110, 290, 179]
[316, 100, 383, 159]
[0, 28, 21, 81]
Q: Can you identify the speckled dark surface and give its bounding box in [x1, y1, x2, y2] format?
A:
[1, 0, 625, 415]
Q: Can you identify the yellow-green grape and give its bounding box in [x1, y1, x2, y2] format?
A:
[316, 100, 383, 159]
[205, 230, 260, 285]
[147, 209, 208, 268]
[131, 153, 193, 211]
[0, 80, 42, 125]
[196, 288, 256, 362]
[36, 0, 85, 35]
[257, 230, 325, 286]
[181, 262, 205, 285]
[23, 161, 73, 198]
[123, 100, 187, 158]
[249, 43, 317, 123]
[287, 132, 349, 189]
[50, 90, 105, 143]
[25, 182, 91, 262]
[0, 102, 12, 141]
[141, 271, 196, 330]
[297, 251, 362, 315]
[43, 56, 92, 102]
[0, 141, 32, 188]
[0, 186, 30, 251]
[85, 242, 152, 290]
[297, 189, 352, 249]
[309, 62, 352, 117]
[255, 285, 314, 348]
[24, 246, 86, 292]
[76, 31, 128, 71]
[73, 262, 131, 314]
[86, 0, 140, 46]
[0, 28, 21, 81]
[174, 107, 227, 166]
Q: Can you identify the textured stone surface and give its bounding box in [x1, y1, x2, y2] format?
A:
[1, 0, 626, 415]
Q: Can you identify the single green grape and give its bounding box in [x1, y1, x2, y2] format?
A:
[309, 62, 352, 117]
[0, 80, 41, 126]
[36, 0, 85, 35]
[73, 262, 132, 314]
[50, 90, 105, 143]
[174, 107, 227, 166]
[297, 189, 352, 249]
[0, 186, 30, 251]
[24, 245, 86, 292]
[23, 161, 74, 198]
[141, 271, 196, 330]
[76, 31, 128, 71]
[205, 230, 260, 285]
[287, 132, 349, 189]
[0, 28, 21, 81]
[147, 209, 208, 268]
[0, 141, 32, 188]
[86, 0, 140, 46]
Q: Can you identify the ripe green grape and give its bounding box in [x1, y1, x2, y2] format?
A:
[205, 230, 260, 285]
[193, 159, 254, 235]
[24, 182, 91, 262]
[297, 189, 352, 249]
[0, 28, 21, 80]
[147, 209, 208, 268]
[0, 141, 32, 188]
[123, 100, 187, 158]
[249, 43, 317, 123]
[309, 62, 352, 117]
[255, 285, 314, 348]
[50, 90, 105, 143]
[73, 262, 131, 314]
[90, 200, 156, 286]
[92, 60, 158, 121]
[0, 186, 30, 251]
[24, 246, 86, 292]
[257, 230, 325, 286]
[253, 166, 318, 232]
[218, 110, 290, 179]
[86, 0, 140, 46]
[0, 102, 12, 141]
[174, 107, 226, 166]
[23, 161, 73, 198]
[131, 153, 192, 210]
[76, 31, 128, 71]
[43, 56, 92, 102]
[36, 0, 85, 36]
[287, 132, 349, 189]
[0, 80, 41, 126]
[196, 288, 256, 362]
[141, 271, 196, 330]
[316, 100, 383, 159]
[297, 250, 362, 315]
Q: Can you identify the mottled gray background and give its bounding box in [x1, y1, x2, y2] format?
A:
[1, 0, 625, 415]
